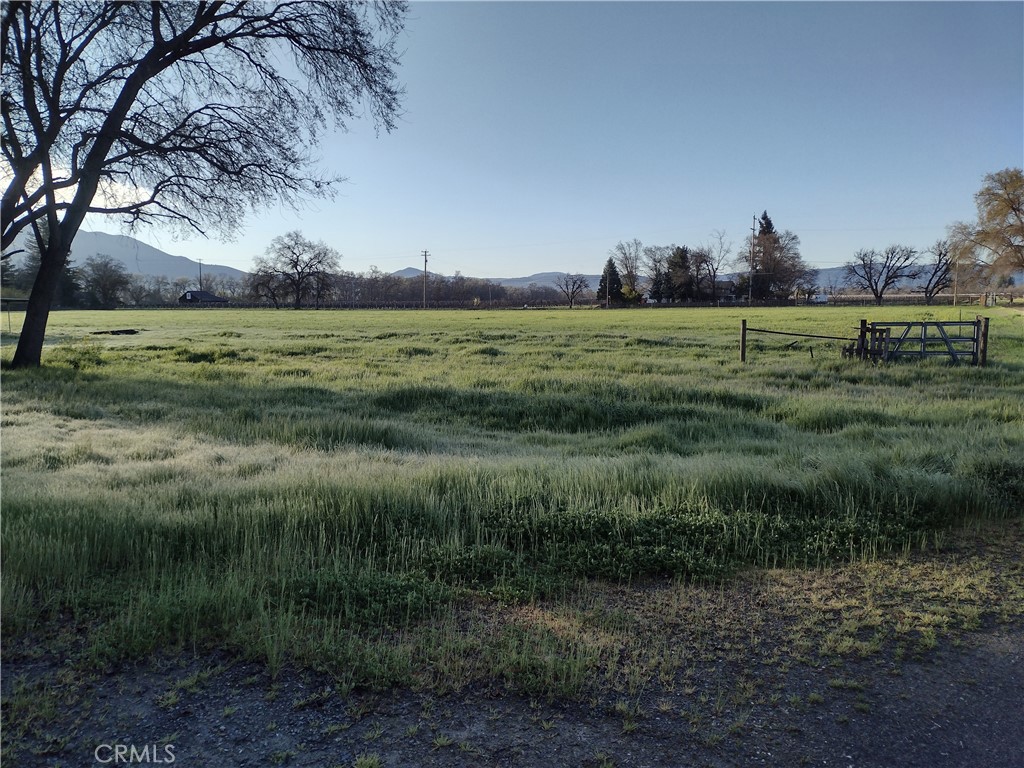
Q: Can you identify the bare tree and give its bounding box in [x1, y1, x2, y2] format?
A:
[170, 277, 191, 300]
[148, 275, 170, 304]
[252, 231, 340, 309]
[217, 276, 243, 300]
[124, 274, 151, 306]
[246, 270, 283, 308]
[642, 244, 671, 303]
[2, 1, 406, 366]
[920, 239, 954, 305]
[698, 229, 732, 301]
[737, 213, 813, 300]
[554, 273, 590, 308]
[844, 245, 920, 305]
[642, 245, 670, 277]
[610, 239, 644, 294]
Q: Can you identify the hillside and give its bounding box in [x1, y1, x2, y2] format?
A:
[6, 230, 248, 282]
[392, 267, 600, 290]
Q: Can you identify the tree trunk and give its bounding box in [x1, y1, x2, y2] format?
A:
[11, 243, 69, 368]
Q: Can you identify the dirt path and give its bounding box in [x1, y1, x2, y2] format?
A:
[4, 619, 1022, 768]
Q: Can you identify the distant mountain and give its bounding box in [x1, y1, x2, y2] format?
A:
[392, 267, 443, 280]
[6, 230, 248, 282]
[70, 231, 248, 281]
[493, 272, 601, 289]
[391, 268, 600, 290]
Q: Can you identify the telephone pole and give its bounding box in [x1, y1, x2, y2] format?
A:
[422, 250, 429, 309]
[748, 215, 755, 304]
[198, 258, 203, 291]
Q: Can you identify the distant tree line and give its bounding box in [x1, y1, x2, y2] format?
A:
[5, 171, 1018, 311]
[248, 233, 565, 307]
[841, 168, 1022, 305]
[599, 169, 1024, 308]
[601, 213, 816, 306]
[1, 229, 565, 309]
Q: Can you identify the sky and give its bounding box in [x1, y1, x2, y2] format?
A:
[85, 1, 1024, 279]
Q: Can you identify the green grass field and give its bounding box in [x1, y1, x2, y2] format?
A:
[2, 305, 1022, 694]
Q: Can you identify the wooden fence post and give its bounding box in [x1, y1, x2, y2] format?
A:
[978, 315, 990, 367]
[857, 319, 867, 359]
[740, 319, 747, 363]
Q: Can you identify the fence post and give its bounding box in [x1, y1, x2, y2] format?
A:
[740, 319, 747, 363]
[857, 319, 867, 359]
[978, 315, 990, 367]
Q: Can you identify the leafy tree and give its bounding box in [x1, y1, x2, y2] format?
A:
[251, 231, 341, 309]
[844, 245, 920, 305]
[81, 254, 130, 308]
[971, 168, 1023, 274]
[597, 257, 624, 307]
[555, 273, 590, 309]
[2, 1, 406, 367]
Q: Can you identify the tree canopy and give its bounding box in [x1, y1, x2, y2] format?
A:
[251, 231, 341, 309]
[597, 257, 624, 307]
[2, 0, 407, 366]
[739, 212, 815, 301]
[971, 168, 1024, 274]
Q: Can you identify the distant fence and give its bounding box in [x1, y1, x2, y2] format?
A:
[741, 316, 990, 366]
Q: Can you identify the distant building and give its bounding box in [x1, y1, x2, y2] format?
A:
[178, 290, 228, 305]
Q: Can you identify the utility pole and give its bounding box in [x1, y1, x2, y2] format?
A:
[198, 258, 203, 291]
[952, 249, 959, 307]
[748, 215, 755, 304]
[422, 250, 429, 309]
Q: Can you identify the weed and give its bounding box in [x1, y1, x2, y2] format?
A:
[431, 734, 453, 750]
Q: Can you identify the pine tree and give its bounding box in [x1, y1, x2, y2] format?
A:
[666, 246, 695, 301]
[649, 265, 666, 304]
[597, 257, 624, 307]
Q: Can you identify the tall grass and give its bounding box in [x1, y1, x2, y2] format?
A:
[2, 306, 1022, 689]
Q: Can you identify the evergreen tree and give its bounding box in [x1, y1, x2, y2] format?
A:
[1, 257, 21, 293]
[597, 257, 624, 307]
[649, 265, 666, 304]
[666, 246, 695, 301]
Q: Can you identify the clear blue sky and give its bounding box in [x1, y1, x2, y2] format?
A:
[87, 1, 1024, 278]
